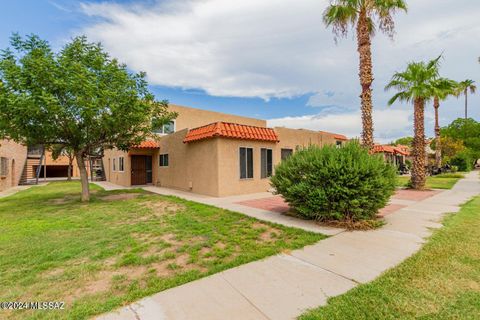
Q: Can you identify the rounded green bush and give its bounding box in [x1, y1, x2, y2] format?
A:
[270, 141, 397, 222]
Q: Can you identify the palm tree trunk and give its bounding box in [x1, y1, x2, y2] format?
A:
[464, 89, 468, 119]
[356, 10, 374, 150]
[434, 97, 441, 168]
[411, 98, 426, 190]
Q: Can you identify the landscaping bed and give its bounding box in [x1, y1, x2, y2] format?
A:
[0, 182, 323, 320]
[300, 195, 480, 320]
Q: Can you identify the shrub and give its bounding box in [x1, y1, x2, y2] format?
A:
[449, 151, 474, 172]
[271, 142, 397, 223]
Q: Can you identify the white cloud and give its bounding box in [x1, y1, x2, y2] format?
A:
[80, 0, 355, 99]
[79, 0, 480, 140]
[268, 108, 414, 143]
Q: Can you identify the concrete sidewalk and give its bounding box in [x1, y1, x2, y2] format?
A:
[95, 171, 479, 320]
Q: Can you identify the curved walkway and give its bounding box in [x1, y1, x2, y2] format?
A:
[95, 171, 480, 320]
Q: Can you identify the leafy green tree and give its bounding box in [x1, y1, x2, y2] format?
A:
[430, 136, 465, 162]
[386, 56, 441, 190]
[323, 0, 408, 149]
[392, 136, 413, 147]
[0, 34, 176, 201]
[441, 118, 480, 158]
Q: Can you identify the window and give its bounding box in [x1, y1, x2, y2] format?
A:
[118, 156, 125, 172]
[239, 147, 253, 179]
[281, 148, 293, 161]
[0, 157, 8, 177]
[336, 141, 343, 148]
[113, 158, 117, 172]
[153, 120, 176, 135]
[159, 154, 169, 167]
[260, 148, 273, 179]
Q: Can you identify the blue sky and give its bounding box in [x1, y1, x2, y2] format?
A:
[2, 0, 479, 142]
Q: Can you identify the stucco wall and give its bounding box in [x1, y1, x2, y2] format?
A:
[216, 139, 277, 196]
[103, 148, 132, 187]
[0, 140, 27, 191]
[157, 129, 220, 196]
[169, 104, 266, 130]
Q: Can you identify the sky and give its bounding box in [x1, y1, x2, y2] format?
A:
[1, 0, 479, 143]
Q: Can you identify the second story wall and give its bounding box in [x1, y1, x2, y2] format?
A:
[168, 104, 267, 132]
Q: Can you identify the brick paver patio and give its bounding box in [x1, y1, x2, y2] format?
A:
[235, 189, 441, 216]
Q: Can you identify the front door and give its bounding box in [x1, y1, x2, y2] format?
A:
[131, 156, 146, 185]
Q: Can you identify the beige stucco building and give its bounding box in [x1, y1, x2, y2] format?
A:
[104, 104, 348, 197]
[0, 139, 27, 192]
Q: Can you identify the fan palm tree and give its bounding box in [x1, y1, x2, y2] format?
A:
[323, 0, 408, 149]
[457, 79, 476, 119]
[430, 78, 458, 167]
[385, 56, 441, 190]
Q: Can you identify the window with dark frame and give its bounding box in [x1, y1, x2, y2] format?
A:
[239, 147, 253, 179]
[0, 157, 8, 176]
[159, 154, 169, 167]
[113, 158, 117, 172]
[280, 148, 293, 161]
[260, 148, 273, 179]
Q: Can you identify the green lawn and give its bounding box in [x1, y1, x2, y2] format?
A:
[396, 173, 464, 189]
[300, 195, 480, 320]
[0, 182, 323, 320]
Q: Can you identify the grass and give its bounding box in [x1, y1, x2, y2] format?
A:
[300, 195, 480, 320]
[396, 172, 464, 189]
[0, 182, 324, 320]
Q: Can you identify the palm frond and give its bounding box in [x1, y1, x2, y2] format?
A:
[323, 3, 358, 38]
[374, 0, 408, 37]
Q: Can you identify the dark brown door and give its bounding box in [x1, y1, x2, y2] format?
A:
[131, 156, 147, 185]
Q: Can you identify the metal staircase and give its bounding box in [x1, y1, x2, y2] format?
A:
[19, 145, 45, 185]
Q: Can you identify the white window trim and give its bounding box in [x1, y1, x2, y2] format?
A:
[260, 148, 273, 179]
[118, 156, 125, 172]
[239, 146, 254, 180]
[154, 120, 176, 136]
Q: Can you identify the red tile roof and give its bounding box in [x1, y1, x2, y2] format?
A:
[372, 144, 408, 156]
[184, 122, 279, 143]
[132, 140, 160, 149]
[318, 131, 348, 141]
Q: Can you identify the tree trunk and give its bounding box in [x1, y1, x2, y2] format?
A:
[76, 151, 90, 202]
[464, 89, 468, 119]
[67, 155, 73, 181]
[434, 97, 441, 168]
[356, 10, 374, 150]
[411, 98, 426, 190]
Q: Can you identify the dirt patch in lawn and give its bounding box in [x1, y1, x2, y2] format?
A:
[252, 222, 281, 242]
[101, 193, 141, 201]
[143, 200, 185, 216]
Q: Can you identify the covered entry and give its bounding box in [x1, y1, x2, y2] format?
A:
[131, 155, 153, 185]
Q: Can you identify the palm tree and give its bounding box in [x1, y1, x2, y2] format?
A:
[385, 56, 440, 190]
[430, 78, 458, 167]
[457, 79, 476, 119]
[323, 0, 408, 149]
